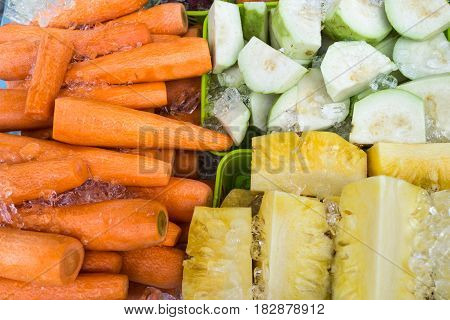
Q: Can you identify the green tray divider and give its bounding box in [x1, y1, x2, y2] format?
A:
[213, 149, 252, 207]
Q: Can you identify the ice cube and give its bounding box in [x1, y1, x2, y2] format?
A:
[369, 73, 398, 91]
[369, 0, 384, 7]
[5, 0, 74, 27]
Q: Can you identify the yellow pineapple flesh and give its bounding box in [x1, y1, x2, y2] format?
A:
[367, 142, 450, 191]
[255, 191, 333, 300]
[182, 207, 252, 300]
[334, 176, 434, 299]
[251, 131, 367, 197]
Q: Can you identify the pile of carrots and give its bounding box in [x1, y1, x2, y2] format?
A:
[0, 1, 228, 300]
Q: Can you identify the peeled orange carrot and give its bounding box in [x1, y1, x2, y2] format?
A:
[81, 251, 123, 274]
[0, 133, 171, 187]
[0, 40, 37, 80]
[127, 178, 213, 223]
[21, 128, 53, 140]
[121, 246, 184, 289]
[53, 98, 233, 151]
[0, 23, 151, 61]
[38, 0, 147, 28]
[174, 150, 198, 178]
[59, 83, 167, 109]
[112, 3, 188, 35]
[0, 158, 89, 204]
[25, 33, 73, 121]
[5, 80, 30, 90]
[0, 228, 84, 286]
[0, 90, 52, 132]
[0, 274, 128, 300]
[150, 34, 180, 42]
[65, 38, 212, 85]
[162, 222, 182, 247]
[16, 199, 168, 251]
[184, 25, 202, 37]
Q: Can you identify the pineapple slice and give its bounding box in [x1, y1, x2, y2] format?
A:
[255, 191, 333, 299]
[334, 176, 434, 299]
[182, 207, 252, 300]
[367, 143, 450, 191]
[251, 131, 367, 197]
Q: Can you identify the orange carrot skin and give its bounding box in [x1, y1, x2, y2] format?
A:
[25, 34, 73, 121]
[59, 83, 167, 109]
[150, 34, 180, 43]
[81, 251, 122, 274]
[112, 3, 188, 35]
[162, 222, 182, 247]
[0, 273, 128, 300]
[39, 0, 147, 28]
[0, 158, 89, 204]
[127, 178, 213, 223]
[0, 40, 37, 80]
[53, 98, 233, 151]
[20, 128, 53, 140]
[174, 150, 199, 178]
[121, 247, 184, 289]
[6, 80, 30, 90]
[0, 90, 52, 132]
[16, 199, 169, 251]
[0, 133, 171, 187]
[0, 23, 151, 60]
[65, 38, 212, 85]
[0, 228, 84, 286]
[184, 25, 202, 37]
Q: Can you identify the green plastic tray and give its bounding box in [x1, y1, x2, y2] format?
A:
[213, 149, 252, 207]
[201, 2, 279, 156]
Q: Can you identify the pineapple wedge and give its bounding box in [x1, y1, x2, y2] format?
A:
[367, 143, 450, 191]
[255, 191, 333, 300]
[182, 207, 252, 300]
[251, 131, 367, 197]
[334, 176, 434, 299]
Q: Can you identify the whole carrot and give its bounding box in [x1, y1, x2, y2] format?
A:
[162, 222, 182, 247]
[65, 38, 212, 85]
[36, 0, 147, 28]
[121, 148, 176, 168]
[0, 274, 128, 300]
[121, 246, 184, 289]
[0, 228, 84, 286]
[81, 251, 122, 274]
[53, 98, 233, 151]
[15, 199, 169, 251]
[0, 158, 89, 204]
[0, 40, 37, 80]
[174, 150, 198, 178]
[59, 83, 167, 109]
[112, 3, 188, 35]
[150, 34, 180, 43]
[0, 133, 171, 187]
[127, 178, 213, 223]
[0, 90, 52, 132]
[25, 34, 73, 121]
[20, 128, 53, 140]
[0, 23, 151, 60]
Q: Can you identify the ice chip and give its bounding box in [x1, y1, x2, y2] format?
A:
[5, 0, 74, 27]
[369, 73, 398, 91]
[369, 0, 384, 7]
